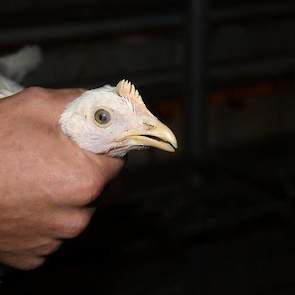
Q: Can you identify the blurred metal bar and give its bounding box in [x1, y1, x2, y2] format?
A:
[1, 4, 294, 45]
[0, 14, 183, 45]
[186, 0, 209, 159]
[211, 4, 295, 23]
[210, 56, 295, 84]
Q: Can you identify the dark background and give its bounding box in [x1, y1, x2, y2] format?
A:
[1, 0, 295, 294]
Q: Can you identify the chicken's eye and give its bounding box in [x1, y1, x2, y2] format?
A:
[94, 109, 111, 125]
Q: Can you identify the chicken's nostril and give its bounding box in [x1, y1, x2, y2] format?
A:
[143, 122, 156, 130]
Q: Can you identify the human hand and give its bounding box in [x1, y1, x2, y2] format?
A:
[0, 87, 123, 270]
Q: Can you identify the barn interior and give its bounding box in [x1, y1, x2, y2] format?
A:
[1, 0, 295, 294]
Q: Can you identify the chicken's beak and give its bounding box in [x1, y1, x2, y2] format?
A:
[117, 120, 178, 152]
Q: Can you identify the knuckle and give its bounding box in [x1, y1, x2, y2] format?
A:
[0, 253, 45, 271]
[26, 257, 46, 270]
[18, 257, 46, 271]
[36, 241, 62, 256]
[54, 161, 104, 206]
[58, 211, 92, 239]
[51, 177, 99, 207]
[80, 175, 98, 197]
[75, 173, 103, 205]
[60, 222, 84, 239]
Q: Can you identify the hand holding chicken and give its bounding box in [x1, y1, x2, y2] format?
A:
[0, 47, 176, 271]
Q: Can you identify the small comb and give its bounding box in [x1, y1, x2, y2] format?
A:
[116, 79, 143, 104]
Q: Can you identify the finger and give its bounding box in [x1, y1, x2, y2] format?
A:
[49, 207, 95, 239]
[46, 88, 85, 112]
[85, 153, 125, 184]
[0, 252, 45, 271]
[27, 240, 62, 256]
[13, 87, 84, 125]
[17, 87, 83, 102]
[0, 236, 53, 253]
[47, 88, 84, 99]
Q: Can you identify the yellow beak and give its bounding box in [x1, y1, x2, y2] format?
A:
[117, 120, 178, 152]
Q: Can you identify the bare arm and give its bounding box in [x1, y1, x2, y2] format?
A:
[0, 87, 123, 270]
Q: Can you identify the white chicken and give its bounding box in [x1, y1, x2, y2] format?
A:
[0, 47, 177, 157]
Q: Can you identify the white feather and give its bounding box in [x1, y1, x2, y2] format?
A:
[59, 86, 140, 156]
